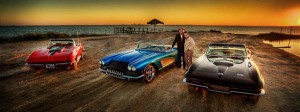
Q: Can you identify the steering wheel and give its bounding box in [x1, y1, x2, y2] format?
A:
[152, 47, 161, 52]
[166, 47, 171, 50]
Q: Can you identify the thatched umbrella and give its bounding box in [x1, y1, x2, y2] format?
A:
[147, 19, 164, 32]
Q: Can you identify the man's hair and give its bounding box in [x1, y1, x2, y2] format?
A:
[183, 31, 188, 34]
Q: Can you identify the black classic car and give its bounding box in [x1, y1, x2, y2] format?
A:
[183, 43, 265, 102]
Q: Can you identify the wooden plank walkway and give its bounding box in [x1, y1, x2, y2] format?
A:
[114, 27, 163, 34]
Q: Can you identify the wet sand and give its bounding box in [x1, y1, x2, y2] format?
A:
[0, 32, 299, 112]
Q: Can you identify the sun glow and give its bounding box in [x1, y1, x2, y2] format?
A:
[1, 1, 300, 26]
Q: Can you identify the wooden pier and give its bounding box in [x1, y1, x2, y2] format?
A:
[114, 27, 163, 34]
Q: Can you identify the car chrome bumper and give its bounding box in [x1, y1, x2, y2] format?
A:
[183, 78, 265, 95]
[99, 68, 144, 80]
[25, 62, 72, 67]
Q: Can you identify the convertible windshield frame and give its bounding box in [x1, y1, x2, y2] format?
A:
[206, 44, 247, 63]
[136, 40, 166, 52]
[48, 39, 75, 47]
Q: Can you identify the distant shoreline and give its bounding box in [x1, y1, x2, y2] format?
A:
[0, 31, 299, 43]
[259, 32, 300, 41]
[1, 25, 300, 38]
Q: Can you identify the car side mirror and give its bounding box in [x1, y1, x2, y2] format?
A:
[201, 49, 206, 54]
[247, 49, 254, 59]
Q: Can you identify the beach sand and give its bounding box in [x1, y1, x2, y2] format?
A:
[0, 32, 299, 112]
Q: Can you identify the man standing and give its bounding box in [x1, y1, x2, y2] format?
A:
[183, 31, 195, 70]
[172, 28, 186, 69]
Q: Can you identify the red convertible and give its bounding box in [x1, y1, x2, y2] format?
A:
[25, 39, 84, 70]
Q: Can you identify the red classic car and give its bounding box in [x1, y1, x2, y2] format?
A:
[25, 39, 84, 70]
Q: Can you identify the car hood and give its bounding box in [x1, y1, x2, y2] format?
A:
[111, 50, 158, 64]
[26, 47, 74, 63]
[186, 55, 257, 87]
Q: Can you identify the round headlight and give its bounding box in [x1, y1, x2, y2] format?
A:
[101, 61, 105, 65]
[132, 66, 136, 71]
[127, 66, 132, 71]
[99, 60, 102, 64]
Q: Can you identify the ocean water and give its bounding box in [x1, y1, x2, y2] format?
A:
[263, 39, 300, 57]
[0, 25, 300, 38]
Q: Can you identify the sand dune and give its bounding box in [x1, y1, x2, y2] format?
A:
[0, 32, 299, 112]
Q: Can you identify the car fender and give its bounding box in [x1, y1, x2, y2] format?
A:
[248, 60, 264, 88]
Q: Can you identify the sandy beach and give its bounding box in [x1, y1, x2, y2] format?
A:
[0, 32, 299, 112]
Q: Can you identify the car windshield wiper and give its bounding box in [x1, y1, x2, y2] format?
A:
[207, 55, 222, 58]
[227, 56, 244, 60]
[214, 58, 234, 62]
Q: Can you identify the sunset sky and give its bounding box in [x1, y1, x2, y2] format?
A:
[0, 0, 300, 26]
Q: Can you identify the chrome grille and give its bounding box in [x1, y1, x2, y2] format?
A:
[106, 68, 124, 79]
[107, 60, 128, 72]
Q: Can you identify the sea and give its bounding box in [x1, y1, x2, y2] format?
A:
[1, 25, 300, 38]
[263, 39, 300, 57]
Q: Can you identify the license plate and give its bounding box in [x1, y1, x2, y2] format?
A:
[45, 64, 55, 68]
[209, 85, 230, 92]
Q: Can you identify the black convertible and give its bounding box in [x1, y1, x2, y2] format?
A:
[183, 43, 265, 102]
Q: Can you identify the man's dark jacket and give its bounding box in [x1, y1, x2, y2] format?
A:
[172, 34, 185, 52]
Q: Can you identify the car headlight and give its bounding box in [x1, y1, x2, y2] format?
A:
[127, 66, 132, 71]
[127, 66, 136, 71]
[99, 60, 105, 65]
[132, 66, 136, 71]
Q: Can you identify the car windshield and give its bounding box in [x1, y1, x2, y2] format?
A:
[206, 45, 246, 63]
[136, 40, 165, 52]
[48, 40, 75, 48]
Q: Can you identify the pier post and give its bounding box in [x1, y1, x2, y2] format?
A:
[143, 28, 145, 34]
[289, 26, 292, 35]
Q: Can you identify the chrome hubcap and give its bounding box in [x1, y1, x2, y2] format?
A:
[146, 66, 155, 81]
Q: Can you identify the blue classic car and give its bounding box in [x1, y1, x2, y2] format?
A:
[99, 40, 177, 82]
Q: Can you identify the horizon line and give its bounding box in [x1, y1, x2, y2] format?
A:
[1, 24, 299, 27]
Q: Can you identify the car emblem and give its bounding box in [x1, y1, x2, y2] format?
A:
[217, 73, 224, 78]
[237, 73, 244, 76]
[217, 73, 224, 76]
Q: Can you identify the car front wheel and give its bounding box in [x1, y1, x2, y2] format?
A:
[143, 64, 156, 83]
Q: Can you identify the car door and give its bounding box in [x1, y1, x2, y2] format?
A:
[159, 47, 177, 68]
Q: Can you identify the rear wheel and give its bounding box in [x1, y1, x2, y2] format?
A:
[71, 62, 78, 70]
[143, 64, 157, 83]
[71, 55, 81, 70]
[80, 53, 84, 60]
